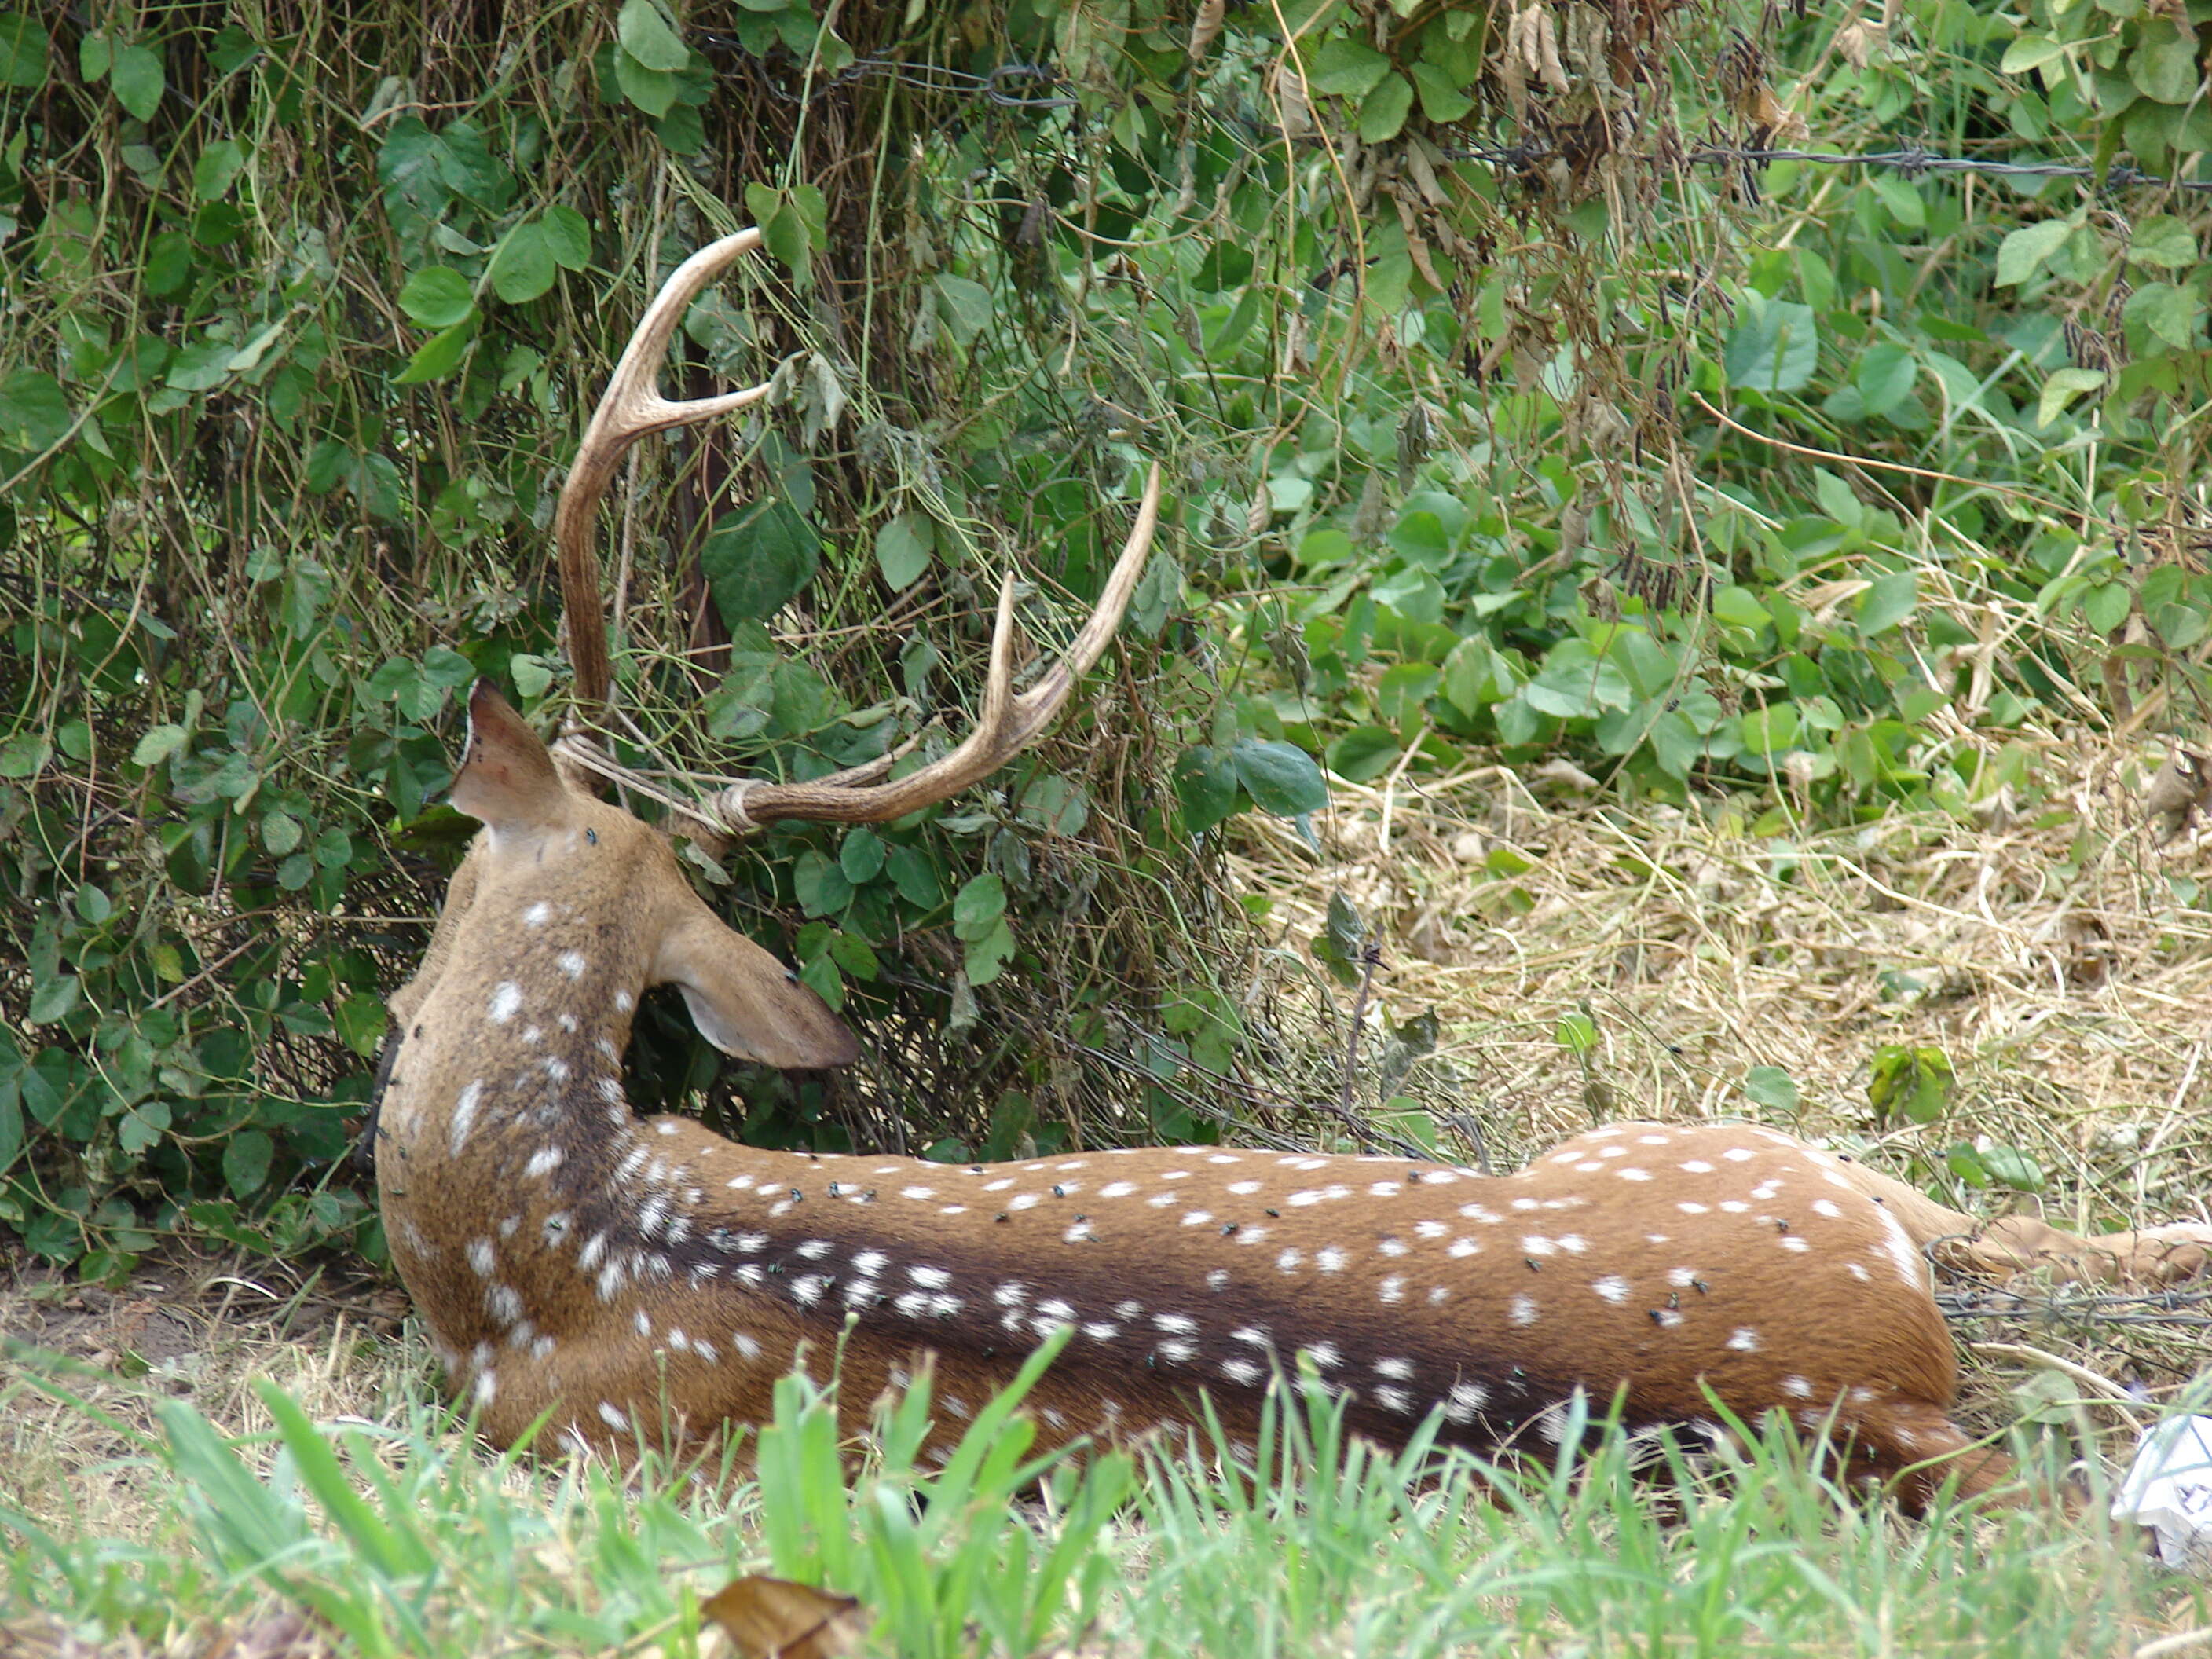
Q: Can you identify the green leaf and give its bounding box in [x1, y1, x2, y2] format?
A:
[613, 51, 679, 116]
[1357, 74, 1415, 142]
[488, 222, 556, 304]
[1173, 746, 1239, 835]
[1308, 35, 1392, 97]
[952, 873, 1007, 938]
[617, 0, 690, 71]
[223, 1130, 274, 1197]
[874, 512, 935, 591]
[1855, 342, 1917, 416]
[0, 371, 71, 451]
[701, 500, 821, 624]
[0, 731, 51, 778]
[397, 266, 475, 328]
[839, 828, 886, 884]
[963, 916, 1016, 987]
[1742, 1066, 1799, 1112]
[1232, 739, 1328, 817]
[110, 41, 164, 117]
[2082, 581, 2132, 634]
[794, 851, 854, 917]
[1327, 726, 1401, 782]
[1723, 297, 1819, 394]
[1999, 34, 2067, 72]
[2125, 282, 2203, 351]
[2130, 214, 2199, 269]
[1976, 1143, 2046, 1193]
[931, 274, 992, 347]
[1408, 61, 1474, 122]
[333, 994, 386, 1060]
[541, 204, 592, 270]
[260, 810, 302, 855]
[133, 724, 189, 766]
[1994, 219, 2071, 287]
[2130, 16, 2199, 103]
[391, 318, 475, 385]
[510, 653, 555, 698]
[193, 139, 247, 202]
[1857, 570, 1918, 635]
[0, 10, 50, 88]
[2036, 366, 2106, 427]
[27, 975, 79, 1024]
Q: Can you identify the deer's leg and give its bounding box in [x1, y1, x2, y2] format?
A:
[1829, 1158, 2212, 1287]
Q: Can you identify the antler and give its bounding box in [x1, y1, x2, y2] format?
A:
[552, 225, 1164, 838]
[555, 227, 773, 723]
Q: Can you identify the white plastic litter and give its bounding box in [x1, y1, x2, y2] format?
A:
[2112, 1415, 2212, 1575]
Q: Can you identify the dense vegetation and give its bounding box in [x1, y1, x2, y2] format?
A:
[2, 0, 2210, 1273]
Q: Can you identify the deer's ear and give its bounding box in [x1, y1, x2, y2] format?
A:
[450, 681, 571, 836]
[652, 904, 859, 1070]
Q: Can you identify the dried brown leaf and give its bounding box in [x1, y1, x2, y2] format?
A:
[702, 1575, 868, 1659]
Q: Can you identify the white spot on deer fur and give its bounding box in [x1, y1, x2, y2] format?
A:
[1205, 1154, 1240, 1165]
[1681, 1159, 1714, 1174]
[1221, 1357, 1266, 1386]
[632, 1309, 652, 1338]
[1536, 1406, 1569, 1445]
[617, 1148, 647, 1181]
[521, 1025, 543, 1046]
[1099, 1181, 1138, 1199]
[1509, 1295, 1540, 1326]
[1664, 1267, 1697, 1287]
[1226, 1181, 1262, 1196]
[1653, 1309, 1684, 1328]
[1446, 1382, 1489, 1422]
[1379, 1276, 1406, 1303]
[1678, 1201, 1710, 1214]
[1181, 1210, 1213, 1227]
[596, 1258, 628, 1300]
[1280, 1155, 1328, 1170]
[487, 1284, 522, 1325]
[1159, 1339, 1198, 1363]
[1038, 1298, 1076, 1321]
[598, 1401, 629, 1432]
[1317, 1247, 1349, 1272]
[901, 1186, 936, 1200]
[449, 1082, 484, 1152]
[1780, 1235, 1811, 1252]
[1727, 1328, 1760, 1353]
[1637, 1134, 1670, 1146]
[1378, 1237, 1408, 1257]
[907, 1265, 952, 1289]
[1009, 1193, 1042, 1211]
[1207, 1269, 1232, 1291]
[1423, 1171, 1459, 1185]
[1573, 1162, 1603, 1174]
[533, 1335, 558, 1361]
[525, 1144, 564, 1179]
[1305, 1342, 1342, 1368]
[1617, 1167, 1653, 1181]
[1375, 1357, 1415, 1380]
[1429, 1285, 1450, 1304]
[1811, 1199, 1844, 1218]
[613, 989, 634, 1012]
[1723, 1148, 1756, 1163]
[474, 1372, 497, 1406]
[983, 1177, 1016, 1192]
[1154, 1313, 1198, 1335]
[1082, 1322, 1119, 1341]
[1375, 1386, 1415, 1415]
[1277, 1248, 1303, 1273]
[1719, 1200, 1749, 1214]
[1782, 1375, 1815, 1398]
[1847, 1262, 1872, 1282]
[1591, 1275, 1632, 1304]
[488, 983, 523, 1023]
[467, 1238, 496, 1276]
[524, 903, 552, 926]
[1368, 1181, 1401, 1198]
[1511, 1198, 1541, 1212]
[1448, 1238, 1481, 1258]
[558, 951, 588, 979]
[1557, 1234, 1588, 1253]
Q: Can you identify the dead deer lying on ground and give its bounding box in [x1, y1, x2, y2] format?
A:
[372, 229, 2212, 1511]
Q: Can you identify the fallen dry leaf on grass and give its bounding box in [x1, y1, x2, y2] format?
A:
[701, 1574, 867, 1659]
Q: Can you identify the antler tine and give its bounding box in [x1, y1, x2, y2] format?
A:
[705, 463, 1164, 833]
[557, 227, 773, 724]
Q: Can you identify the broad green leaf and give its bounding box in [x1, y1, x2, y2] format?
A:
[1357, 74, 1415, 142]
[194, 139, 247, 201]
[617, 0, 690, 71]
[932, 274, 992, 347]
[701, 500, 820, 623]
[1723, 298, 1818, 394]
[874, 512, 935, 591]
[0, 731, 51, 778]
[0, 10, 49, 87]
[1308, 35, 1391, 97]
[222, 1129, 273, 1197]
[1999, 34, 2068, 72]
[541, 203, 592, 269]
[27, 975, 79, 1024]
[133, 724, 188, 766]
[110, 41, 163, 117]
[488, 222, 556, 303]
[1855, 342, 1917, 416]
[2130, 17, 2199, 103]
[614, 50, 679, 116]
[397, 266, 474, 328]
[1742, 1066, 1799, 1111]
[0, 371, 71, 451]
[794, 851, 854, 917]
[2036, 366, 2106, 427]
[1857, 570, 1918, 635]
[1408, 61, 1474, 121]
[1173, 746, 1240, 835]
[953, 873, 1007, 936]
[2125, 282, 2203, 351]
[1327, 725, 1401, 782]
[391, 318, 474, 384]
[1232, 739, 1328, 817]
[260, 810, 302, 855]
[1994, 218, 2071, 287]
[2130, 214, 2198, 269]
[2082, 581, 2132, 634]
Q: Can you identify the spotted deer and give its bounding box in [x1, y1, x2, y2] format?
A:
[373, 229, 2212, 1511]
